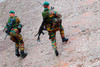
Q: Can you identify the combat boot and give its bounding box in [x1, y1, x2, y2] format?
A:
[15, 49, 20, 57]
[62, 38, 68, 42]
[55, 50, 59, 56]
[20, 51, 27, 58]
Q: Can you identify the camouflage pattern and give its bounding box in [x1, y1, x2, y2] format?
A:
[10, 30, 24, 51]
[49, 25, 65, 50]
[42, 8, 65, 51]
[42, 8, 62, 32]
[5, 16, 22, 30]
[4, 16, 24, 51]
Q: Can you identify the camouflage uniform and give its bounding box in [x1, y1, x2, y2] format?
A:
[42, 8, 67, 53]
[4, 16, 27, 58]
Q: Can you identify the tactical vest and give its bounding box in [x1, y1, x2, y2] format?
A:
[7, 16, 19, 29]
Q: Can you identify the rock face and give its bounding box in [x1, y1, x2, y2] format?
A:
[0, 0, 100, 67]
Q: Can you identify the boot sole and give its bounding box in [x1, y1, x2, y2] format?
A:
[21, 53, 27, 58]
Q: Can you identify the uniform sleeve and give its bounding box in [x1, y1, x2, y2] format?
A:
[16, 17, 21, 23]
[42, 12, 45, 19]
[4, 23, 8, 29]
[4, 25, 8, 30]
[17, 17, 22, 29]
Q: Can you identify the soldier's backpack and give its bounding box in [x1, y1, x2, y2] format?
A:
[44, 10, 62, 31]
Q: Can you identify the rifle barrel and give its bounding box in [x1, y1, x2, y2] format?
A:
[4, 34, 7, 40]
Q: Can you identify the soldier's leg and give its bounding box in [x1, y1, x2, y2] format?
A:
[10, 35, 20, 57]
[50, 31, 57, 50]
[59, 25, 68, 42]
[15, 43, 20, 57]
[49, 31, 59, 56]
[17, 34, 27, 58]
[10, 28, 27, 58]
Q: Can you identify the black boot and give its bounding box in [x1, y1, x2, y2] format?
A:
[62, 38, 68, 42]
[55, 50, 59, 56]
[15, 49, 20, 57]
[20, 51, 27, 58]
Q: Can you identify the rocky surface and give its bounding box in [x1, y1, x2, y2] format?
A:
[0, 0, 100, 67]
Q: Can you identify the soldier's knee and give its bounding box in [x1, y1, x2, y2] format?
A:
[10, 36, 15, 42]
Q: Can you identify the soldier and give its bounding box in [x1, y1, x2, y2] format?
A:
[4, 11, 27, 58]
[42, 2, 68, 56]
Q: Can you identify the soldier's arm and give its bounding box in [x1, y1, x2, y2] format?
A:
[16, 17, 22, 29]
[4, 25, 8, 31]
[16, 17, 21, 23]
[16, 17, 23, 33]
[4, 23, 8, 29]
[42, 12, 45, 18]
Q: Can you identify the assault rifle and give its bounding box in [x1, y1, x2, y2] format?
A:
[35, 18, 46, 42]
[36, 1, 54, 42]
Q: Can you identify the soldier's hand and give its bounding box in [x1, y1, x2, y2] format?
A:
[3, 29, 8, 34]
[59, 14, 62, 18]
[17, 28, 21, 33]
[3, 29, 7, 32]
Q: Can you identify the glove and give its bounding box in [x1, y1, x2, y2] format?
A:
[17, 28, 21, 33]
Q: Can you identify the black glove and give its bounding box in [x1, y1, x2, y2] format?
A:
[17, 28, 21, 33]
[5, 30, 8, 34]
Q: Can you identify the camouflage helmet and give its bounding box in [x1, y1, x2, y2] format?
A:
[9, 10, 15, 14]
[43, 1, 49, 6]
